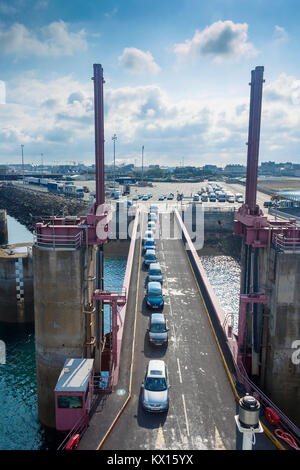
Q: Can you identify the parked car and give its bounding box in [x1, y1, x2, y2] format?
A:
[132, 195, 139, 201]
[142, 195, 149, 201]
[141, 360, 170, 412]
[143, 230, 154, 244]
[145, 281, 164, 308]
[201, 194, 208, 202]
[148, 212, 157, 222]
[193, 194, 199, 201]
[167, 193, 174, 200]
[228, 196, 235, 203]
[147, 313, 168, 346]
[148, 263, 163, 284]
[147, 221, 156, 233]
[159, 195, 166, 201]
[144, 250, 157, 267]
[143, 238, 156, 253]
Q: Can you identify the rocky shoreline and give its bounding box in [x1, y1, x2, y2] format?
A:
[0, 183, 89, 232]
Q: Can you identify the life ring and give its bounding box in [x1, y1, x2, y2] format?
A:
[65, 433, 80, 450]
[265, 407, 280, 426]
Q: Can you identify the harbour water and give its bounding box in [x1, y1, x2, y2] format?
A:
[0, 216, 127, 449]
[278, 189, 300, 201]
[200, 255, 241, 334]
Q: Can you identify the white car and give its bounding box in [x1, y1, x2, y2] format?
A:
[141, 360, 170, 412]
[143, 230, 154, 244]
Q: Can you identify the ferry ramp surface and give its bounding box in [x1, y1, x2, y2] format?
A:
[100, 220, 238, 450]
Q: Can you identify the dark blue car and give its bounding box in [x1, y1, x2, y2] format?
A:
[146, 281, 164, 309]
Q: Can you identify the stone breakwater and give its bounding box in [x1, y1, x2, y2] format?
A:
[0, 184, 88, 232]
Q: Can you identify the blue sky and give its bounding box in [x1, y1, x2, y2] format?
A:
[0, 0, 300, 167]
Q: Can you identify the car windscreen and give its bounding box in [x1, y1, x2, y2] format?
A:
[150, 323, 166, 332]
[145, 377, 167, 391]
[148, 292, 162, 299]
[150, 269, 161, 276]
[146, 254, 156, 260]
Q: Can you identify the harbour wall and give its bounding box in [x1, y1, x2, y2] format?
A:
[0, 183, 88, 232]
[0, 244, 34, 323]
[0, 209, 8, 245]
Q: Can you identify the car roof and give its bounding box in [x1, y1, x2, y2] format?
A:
[148, 360, 166, 376]
[149, 262, 161, 270]
[145, 249, 156, 255]
[148, 281, 161, 291]
[151, 313, 165, 323]
[145, 238, 155, 243]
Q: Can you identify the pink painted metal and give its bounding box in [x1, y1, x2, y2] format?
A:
[90, 211, 140, 389]
[245, 66, 264, 215]
[237, 293, 267, 369]
[92, 289, 126, 375]
[54, 358, 94, 432]
[93, 64, 105, 211]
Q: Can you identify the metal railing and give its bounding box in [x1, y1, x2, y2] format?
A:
[272, 233, 300, 251]
[34, 231, 83, 250]
[93, 373, 113, 392]
[269, 207, 300, 222]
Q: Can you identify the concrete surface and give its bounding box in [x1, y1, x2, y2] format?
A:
[0, 243, 34, 323]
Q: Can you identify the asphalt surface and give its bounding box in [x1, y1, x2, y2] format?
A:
[101, 213, 239, 450]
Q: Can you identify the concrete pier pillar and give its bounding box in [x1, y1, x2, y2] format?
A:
[0, 243, 34, 323]
[259, 246, 300, 426]
[0, 209, 8, 245]
[33, 244, 96, 428]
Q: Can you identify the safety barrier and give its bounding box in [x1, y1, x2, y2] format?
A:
[34, 231, 83, 250]
[272, 233, 300, 251]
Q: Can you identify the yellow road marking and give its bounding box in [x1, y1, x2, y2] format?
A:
[154, 425, 166, 450]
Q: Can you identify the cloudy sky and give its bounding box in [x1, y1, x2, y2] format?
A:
[0, 0, 300, 167]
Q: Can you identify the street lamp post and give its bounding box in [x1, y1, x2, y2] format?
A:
[112, 134, 117, 192]
[141, 145, 144, 184]
[21, 145, 24, 184]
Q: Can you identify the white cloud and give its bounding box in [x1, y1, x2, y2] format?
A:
[174, 20, 257, 62]
[0, 21, 88, 57]
[105, 7, 118, 18]
[273, 25, 288, 43]
[264, 73, 300, 106]
[1, 72, 300, 165]
[118, 47, 161, 75]
[0, 81, 5, 104]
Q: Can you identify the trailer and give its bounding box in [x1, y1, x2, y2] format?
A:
[47, 181, 59, 193]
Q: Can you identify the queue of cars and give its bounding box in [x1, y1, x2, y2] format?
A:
[192, 184, 244, 204]
[141, 205, 170, 413]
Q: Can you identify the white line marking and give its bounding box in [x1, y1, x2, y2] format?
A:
[182, 394, 190, 437]
[177, 358, 182, 383]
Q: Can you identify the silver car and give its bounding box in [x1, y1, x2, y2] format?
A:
[148, 313, 168, 346]
[141, 360, 170, 412]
